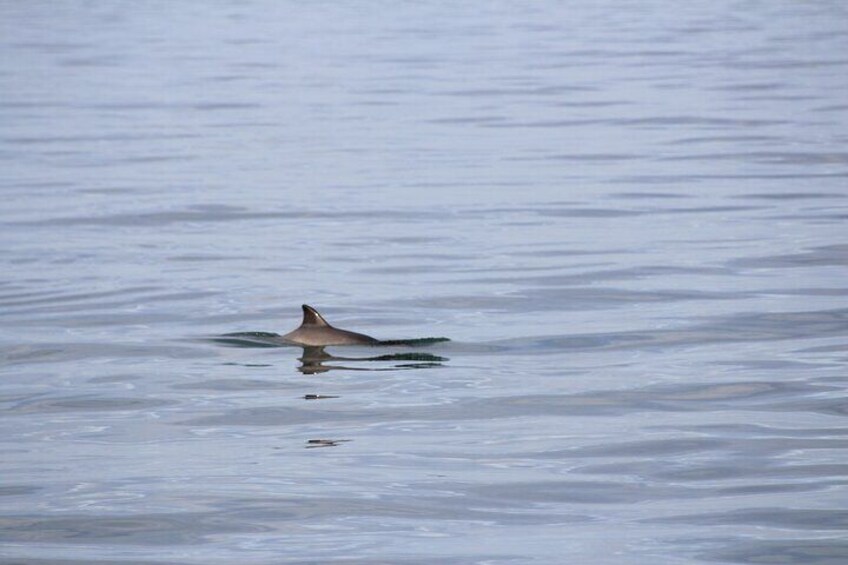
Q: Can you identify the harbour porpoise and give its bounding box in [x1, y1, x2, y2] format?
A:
[216, 304, 449, 349]
[281, 305, 381, 346]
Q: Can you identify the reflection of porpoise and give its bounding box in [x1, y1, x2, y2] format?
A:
[281, 305, 380, 346]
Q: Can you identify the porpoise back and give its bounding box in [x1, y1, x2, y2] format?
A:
[281, 305, 380, 346]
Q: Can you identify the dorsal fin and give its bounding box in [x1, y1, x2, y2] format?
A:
[301, 304, 331, 327]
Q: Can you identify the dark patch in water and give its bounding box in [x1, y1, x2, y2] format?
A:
[377, 337, 451, 347]
[305, 439, 351, 448]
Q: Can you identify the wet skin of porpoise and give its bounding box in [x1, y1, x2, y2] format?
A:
[281, 304, 381, 346]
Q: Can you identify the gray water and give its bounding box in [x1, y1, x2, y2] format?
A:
[2, 2, 847, 564]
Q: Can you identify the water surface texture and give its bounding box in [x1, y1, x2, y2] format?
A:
[2, 2, 848, 564]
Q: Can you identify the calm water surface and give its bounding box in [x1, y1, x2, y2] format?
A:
[2, 2, 848, 564]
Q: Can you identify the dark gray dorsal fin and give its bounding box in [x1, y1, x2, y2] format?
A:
[301, 304, 330, 327]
